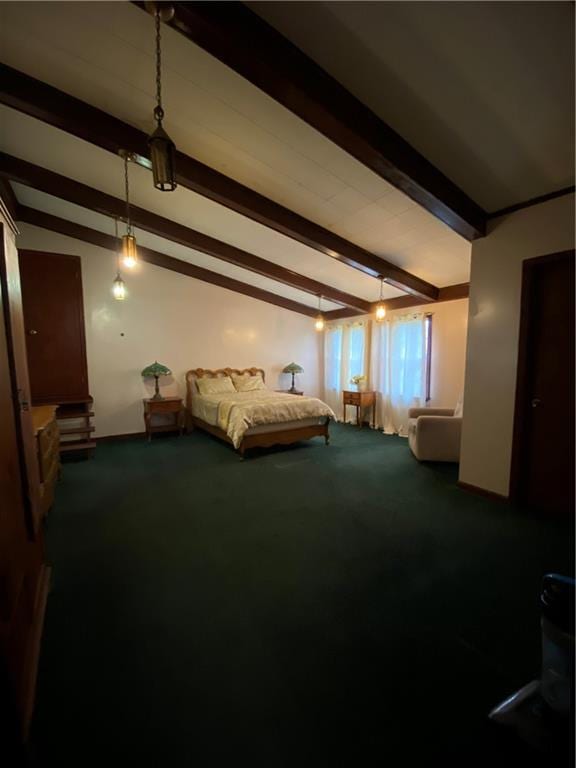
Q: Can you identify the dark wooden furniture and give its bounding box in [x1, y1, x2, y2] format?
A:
[186, 367, 329, 458]
[510, 250, 575, 514]
[18, 249, 95, 456]
[343, 390, 376, 428]
[274, 389, 304, 396]
[31, 405, 60, 517]
[0, 195, 49, 751]
[143, 397, 184, 442]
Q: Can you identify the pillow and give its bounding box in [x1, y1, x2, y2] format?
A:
[196, 376, 235, 395]
[232, 374, 266, 392]
[453, 396, 464, 418]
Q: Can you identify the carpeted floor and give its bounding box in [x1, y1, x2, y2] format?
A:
[30, 423, 572, 766]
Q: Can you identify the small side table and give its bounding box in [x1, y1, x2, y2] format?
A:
[143, 397, 184, 442]
[275, 389, 304, 396]
[342, 390, 376, 428]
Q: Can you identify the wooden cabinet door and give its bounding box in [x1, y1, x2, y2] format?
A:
[0, 201, 48, 746]
[0, 220, 41, 534]
[19, 250, 89, 404]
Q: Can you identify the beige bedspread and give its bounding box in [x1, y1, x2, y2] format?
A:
[193, 390, 334, 448]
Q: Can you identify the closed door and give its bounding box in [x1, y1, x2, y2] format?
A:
[19, 250, 89, 403]
[512, 251, 575, 514]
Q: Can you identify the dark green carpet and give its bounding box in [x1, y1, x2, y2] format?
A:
[30, 424, 572, 766]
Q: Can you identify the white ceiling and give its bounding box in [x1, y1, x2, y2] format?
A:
[0, 0, 473, 308]
[250, 0, 575, 212]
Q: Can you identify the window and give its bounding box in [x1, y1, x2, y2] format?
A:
[425, 314, 432, 401]
[324, 321, 367, 418]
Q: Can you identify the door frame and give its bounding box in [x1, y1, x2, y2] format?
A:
[509, 249, 575, 504]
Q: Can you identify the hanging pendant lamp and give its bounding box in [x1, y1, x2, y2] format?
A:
[315, 295, 325, 332]
[375, 277, 386, 322]
[148, 3, 177, 191]
[112, 218, 127, 300]
[120, 151, 138, 269]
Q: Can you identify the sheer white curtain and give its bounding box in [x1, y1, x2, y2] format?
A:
[371, 313, 426, 436]
[324, 321, 367, 420]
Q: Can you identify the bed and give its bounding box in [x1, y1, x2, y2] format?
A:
[185, 367, 334, 457]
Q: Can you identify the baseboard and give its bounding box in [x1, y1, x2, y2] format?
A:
[457, 481, 509, 502]
[97, 431, 145, 443]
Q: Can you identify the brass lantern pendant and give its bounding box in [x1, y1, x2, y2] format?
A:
[148, 4, 177, 191]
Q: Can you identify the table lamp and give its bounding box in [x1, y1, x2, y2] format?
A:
[282, 362, 303, 393]
[141, 361, 172, 400]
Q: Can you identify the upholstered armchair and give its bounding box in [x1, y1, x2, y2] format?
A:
[407, 406, 462, 462]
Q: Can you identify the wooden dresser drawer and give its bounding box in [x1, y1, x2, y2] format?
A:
[344, 392, 361, 405]
[147, 399, 182, 414]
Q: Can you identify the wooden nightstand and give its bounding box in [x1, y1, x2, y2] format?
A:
[143, 397, 184, 441]
[275, 389, 304, 396]
[342, 390, 376, 428]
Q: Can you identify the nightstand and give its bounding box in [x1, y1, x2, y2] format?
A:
[143, 397, 184, 441]
[342, 390, 376, 428]
[275, 389, 304, 396]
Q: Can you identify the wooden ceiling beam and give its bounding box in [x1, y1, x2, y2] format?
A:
[132, 1, 486, 243]
[0, 178, 19, 221]
[0, 152, 373, 312]
[324, 283, 470, 320]
[0, 63, 438, 301]
[18, 206, 319, 318]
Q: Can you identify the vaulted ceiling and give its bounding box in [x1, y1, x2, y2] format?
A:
[0, 2, 572, 317]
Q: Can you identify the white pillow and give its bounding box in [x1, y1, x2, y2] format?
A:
[196, 376, 235, 395]
[232, 374, 266, 392]
[454, 396, 464, 418]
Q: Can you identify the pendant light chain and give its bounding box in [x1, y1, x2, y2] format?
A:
[114, 217, 120, 270]
[155, 9, 164, 124]
[124, 154, 132, 236]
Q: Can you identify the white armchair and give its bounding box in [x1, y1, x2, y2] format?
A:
[407, 407, 462, 462]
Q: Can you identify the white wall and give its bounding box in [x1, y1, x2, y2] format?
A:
[17, 224, 322, 437]
[459, 193, 575, 496]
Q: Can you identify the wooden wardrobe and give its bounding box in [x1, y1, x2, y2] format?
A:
[18, 250, 95, 454]
[0, 198, 49, 756]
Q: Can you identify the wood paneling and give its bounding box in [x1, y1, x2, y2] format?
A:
[0, 64, 438, 300]
[132, 1, 486, 242]
[3, 152, 371, 312]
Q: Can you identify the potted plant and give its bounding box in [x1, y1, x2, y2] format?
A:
[350, 374, 367, 391]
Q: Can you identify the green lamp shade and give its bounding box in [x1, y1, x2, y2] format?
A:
[282, 362, 304, 374]
[141, 361, 172, 378]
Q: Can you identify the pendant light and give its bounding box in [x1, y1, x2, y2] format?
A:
[112, 218, 127, 301]
[120, 151, 138, 269]
[148, 3, 177, 191]
[315, 295, 325, 332]
[375, 277, 386, 322]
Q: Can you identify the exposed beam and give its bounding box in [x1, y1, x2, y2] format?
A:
[487, 185, 576, 220]
[325, 283, 470, 320]
[0, 152, 372, 312]
[18, 206, 319, 318]
[0, 178, 19, 220]
[0, 64, 438, 301]
[132, 1, 486, 242]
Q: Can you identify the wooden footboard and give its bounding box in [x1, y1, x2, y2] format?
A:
[190, 415, 330, 458]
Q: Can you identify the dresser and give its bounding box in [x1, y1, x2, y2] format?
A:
[31, 405, 60, 517]
[342, 390, 377, 428]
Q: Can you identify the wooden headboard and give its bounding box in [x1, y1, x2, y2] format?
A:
[185, 367, 266, 413]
